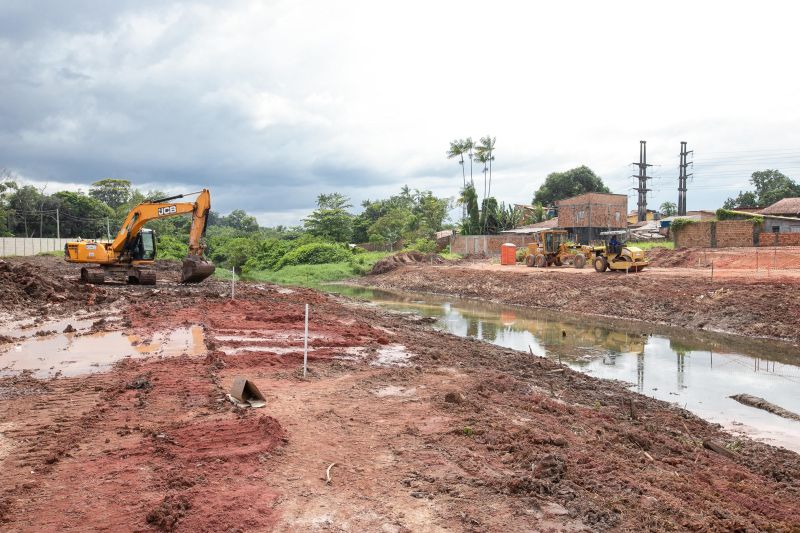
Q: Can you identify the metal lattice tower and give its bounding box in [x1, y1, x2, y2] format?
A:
[678, 141, 693, 216]
[632, 141, 653, 222]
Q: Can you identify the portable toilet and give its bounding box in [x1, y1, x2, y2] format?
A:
[500, 243, 517, 265]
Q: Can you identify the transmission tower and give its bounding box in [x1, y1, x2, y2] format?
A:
[632, 140, 653, 222]
[677, 141, 693, 216]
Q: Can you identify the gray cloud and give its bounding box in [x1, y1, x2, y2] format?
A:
[2, 1, 800, 225]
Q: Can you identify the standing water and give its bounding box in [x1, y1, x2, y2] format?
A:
[324, 284, 800, 452]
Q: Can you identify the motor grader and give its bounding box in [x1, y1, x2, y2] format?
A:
[523, 229, 593, 269]
[590, 230, 648, 272]
[63, 189, 215, 285]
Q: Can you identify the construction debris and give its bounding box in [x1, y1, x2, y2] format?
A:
[730, 394, 800, 422]
[228, 377, 266, 408]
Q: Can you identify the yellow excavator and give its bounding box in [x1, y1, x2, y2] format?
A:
[64, 189, 215, 285]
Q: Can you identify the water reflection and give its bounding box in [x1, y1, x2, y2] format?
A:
[323, 284, 800, 451]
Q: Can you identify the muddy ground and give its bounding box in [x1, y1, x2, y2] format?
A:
[1, 256, 799, 531]
[360, 250, 800, 345]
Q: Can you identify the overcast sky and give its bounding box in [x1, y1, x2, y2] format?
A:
[2, 0, 800, 225]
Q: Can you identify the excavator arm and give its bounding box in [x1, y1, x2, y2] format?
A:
[112, 189, 211, 255]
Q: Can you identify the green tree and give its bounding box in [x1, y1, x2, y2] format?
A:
[412, 191, 449, 235]
[219, 209, 259, 233]
[52, 191, 114, 238]
[447, 139, 468, 188]
[368, 208, 412, 250]
[660, 201, 677, 216]
[89, 179, 133, 209]
[458, 184, 480, 234]
[304, 193, 353, 243]
[722, 191, 758, 210]
[0, 170, 18, 236]
[532, 166, 610, 206]
[211, 236, 258, 272]
[531, 202, 546, 223]
[723, 169, 800, 208]
[751, 169, 800, 206]
[479, 198, 499, 234]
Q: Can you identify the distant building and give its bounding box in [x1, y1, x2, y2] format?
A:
[759, 197, 800, 217]
[556, 193, 627, 243]
[627, 209, 661, 224]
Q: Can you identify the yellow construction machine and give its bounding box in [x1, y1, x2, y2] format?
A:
[591, 230, 648, 272]
[64, 189, 215, 285]
[523, 229, 593, 269]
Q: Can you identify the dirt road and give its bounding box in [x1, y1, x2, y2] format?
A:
[1, 256, 799, 531]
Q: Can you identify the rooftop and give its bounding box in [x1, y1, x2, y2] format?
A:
[760, 197, 800, 216]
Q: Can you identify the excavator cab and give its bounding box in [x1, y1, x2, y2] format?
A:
[130, 229, 157, 261]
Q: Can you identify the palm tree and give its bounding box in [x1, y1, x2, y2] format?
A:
[475, 152, 489, 200]
[446, 139, 467, 189]
[463, 137, 475, 186]
[478, 136, 496, 197]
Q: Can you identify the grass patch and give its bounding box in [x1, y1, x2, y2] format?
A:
[629, 241, 674, 250]
[243, 262, 359, 285]
[226, 250, 455, 287]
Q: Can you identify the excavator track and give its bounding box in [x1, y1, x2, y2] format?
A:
[80, 267, 105, 284]
[128, 268, 156, 285]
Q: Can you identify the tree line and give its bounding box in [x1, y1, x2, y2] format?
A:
[0, 171, 452, 272]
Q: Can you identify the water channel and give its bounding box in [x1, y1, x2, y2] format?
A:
[324, 284, 800, 452]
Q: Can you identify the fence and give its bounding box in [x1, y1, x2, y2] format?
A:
[0, 238, 74, 257]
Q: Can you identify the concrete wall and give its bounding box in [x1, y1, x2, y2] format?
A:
[0, 238, 73, 257]
[672, 220, 800, 248]
[451, 234, 536, 256]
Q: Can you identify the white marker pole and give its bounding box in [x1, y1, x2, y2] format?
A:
[231, 266, 235, 299]
[303, 303, 309, 378]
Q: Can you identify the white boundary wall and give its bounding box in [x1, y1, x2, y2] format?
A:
[0, 238, 75, 257]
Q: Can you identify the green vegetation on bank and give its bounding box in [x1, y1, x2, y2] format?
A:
[628, 241, 674, 250]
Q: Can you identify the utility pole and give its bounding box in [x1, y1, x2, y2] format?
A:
[632, 140, 653, 222]
[56, 207, 60, 240]
[678, 141, 693, 216]
[106, 218, 111, 240]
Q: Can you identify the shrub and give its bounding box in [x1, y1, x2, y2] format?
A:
[213, 237, 258, 271]
[243, 238, 293, 272]
[515, 248, 526, 262]
[157, 234, 189, 260]
[405, 238, 437, 254]
[275, 242, 351, 269]
[715, 208, 764, 225]
[670, 218, 694, 232]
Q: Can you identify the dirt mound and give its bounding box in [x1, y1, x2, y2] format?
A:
[645, 247, 702, 267]
[0, 259, 99, 311]
[369, 251, 446, 275]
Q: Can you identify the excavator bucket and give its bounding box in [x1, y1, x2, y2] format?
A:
[181, 256, 216, 283]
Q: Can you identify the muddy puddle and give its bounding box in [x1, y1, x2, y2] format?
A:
[325, 284, 800, 452]
[0, 325, 206, 378]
